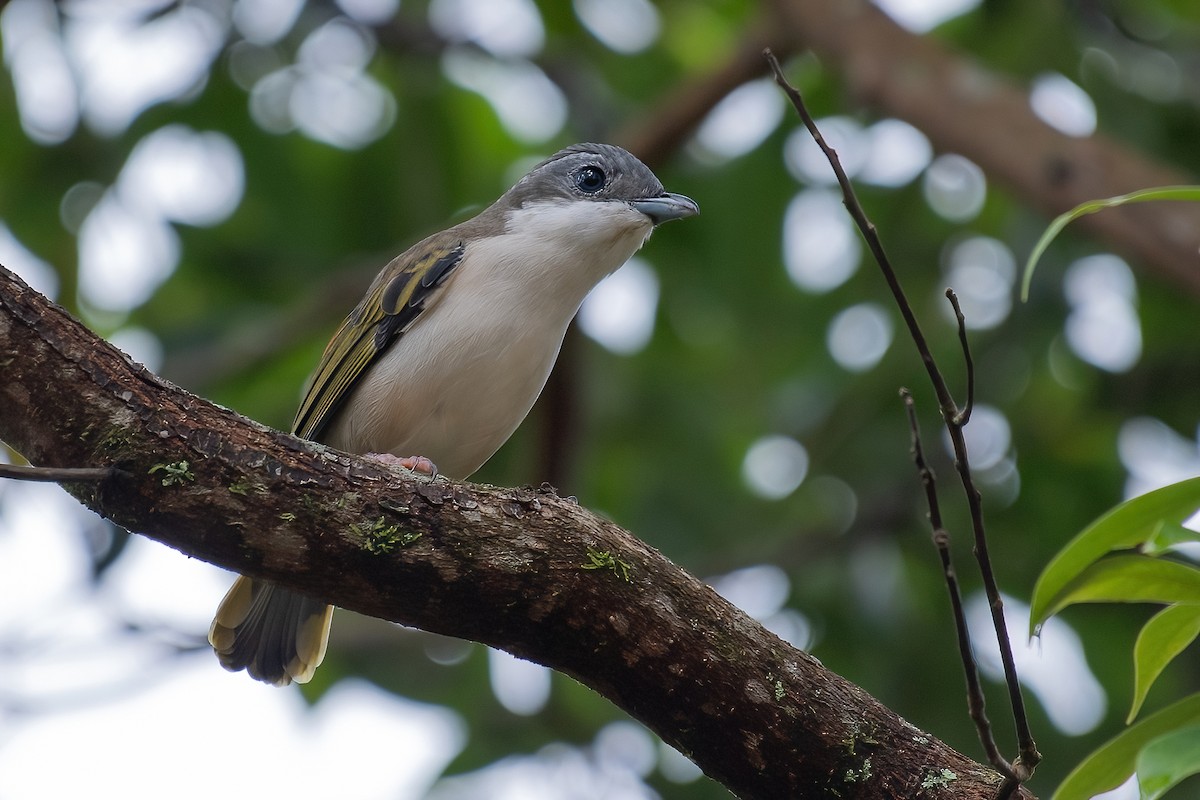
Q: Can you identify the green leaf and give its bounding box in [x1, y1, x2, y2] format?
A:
[1136, 723, 1200, 800]
[1030, 478, 1200, 632]
[1144, 523, 1200, 556]
[1131, 606, 1200, 722]
[1038, 555, 1200, 622]
[1053, 694, 1200, 800]
[1021, 186, 1200, 301]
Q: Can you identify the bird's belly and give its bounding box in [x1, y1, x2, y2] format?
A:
[323, 303, 568, 479]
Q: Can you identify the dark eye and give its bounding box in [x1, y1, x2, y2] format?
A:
[573, 165, 606, 194]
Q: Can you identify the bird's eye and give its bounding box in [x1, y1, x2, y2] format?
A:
[573, 165, 606, 194]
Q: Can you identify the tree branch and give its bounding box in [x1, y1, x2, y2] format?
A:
[0, 462, 120, 482]
[617, 19, 801, 169]
[0, 262, 1035, 798]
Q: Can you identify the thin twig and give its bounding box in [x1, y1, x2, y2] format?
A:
[764, 48, 1041, 789]
[946, 289, 975, 426]
[0, 463, 119, 483]
[763, 53, 944, 408]
[944, 294, 1039, 786]
[902, 388, 1007, 772]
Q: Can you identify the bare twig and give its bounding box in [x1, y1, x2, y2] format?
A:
[764, 48, 1041, 791]
[902, 388, 1005, 771]
[944, 288, 1038, 792]
[946, 289, 976, 426]
[0, 463, 119, 483]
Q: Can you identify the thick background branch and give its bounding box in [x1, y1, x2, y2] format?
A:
[756, 0, 1200, 298]
[0, 263, 1034, 799]
[600, 0, 1200, 301]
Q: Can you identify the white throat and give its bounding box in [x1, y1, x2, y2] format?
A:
[486, 198, 656, 309]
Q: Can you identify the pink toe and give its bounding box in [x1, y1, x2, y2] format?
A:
[366, 453, 438, 477]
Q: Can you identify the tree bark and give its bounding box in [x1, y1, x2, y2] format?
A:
[0, 264, 1032, 799]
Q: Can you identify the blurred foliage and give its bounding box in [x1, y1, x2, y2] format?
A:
[4, 0, 1200, 797]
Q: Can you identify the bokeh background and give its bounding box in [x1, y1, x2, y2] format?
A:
[3, 0, 1200, 797]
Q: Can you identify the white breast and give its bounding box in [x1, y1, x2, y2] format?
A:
[322, 199, 655, 479]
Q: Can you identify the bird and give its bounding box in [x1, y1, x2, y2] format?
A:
[208, 143, 699, 685]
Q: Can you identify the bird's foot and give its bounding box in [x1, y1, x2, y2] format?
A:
[366, 453, 439, 478]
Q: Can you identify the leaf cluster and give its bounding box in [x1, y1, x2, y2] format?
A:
[1033, 478, 1200, 799]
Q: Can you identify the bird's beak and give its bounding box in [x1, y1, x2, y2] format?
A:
[632, 192, 700, 225]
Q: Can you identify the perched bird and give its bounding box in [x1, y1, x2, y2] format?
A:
[208, 143, 699, 685]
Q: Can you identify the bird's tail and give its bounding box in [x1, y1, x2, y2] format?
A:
[208, 576, 333, 686]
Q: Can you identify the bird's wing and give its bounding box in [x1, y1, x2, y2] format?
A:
[291, 239, 467, 441]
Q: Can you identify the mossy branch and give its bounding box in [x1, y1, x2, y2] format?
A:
[0, 264, 1031, 800]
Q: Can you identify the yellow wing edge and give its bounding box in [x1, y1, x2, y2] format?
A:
[291, 239, 467, 441]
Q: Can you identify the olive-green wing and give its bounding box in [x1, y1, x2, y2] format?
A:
[291, 240, 467, 441]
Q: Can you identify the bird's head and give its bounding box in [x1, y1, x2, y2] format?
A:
[497, 143, 699, 247]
